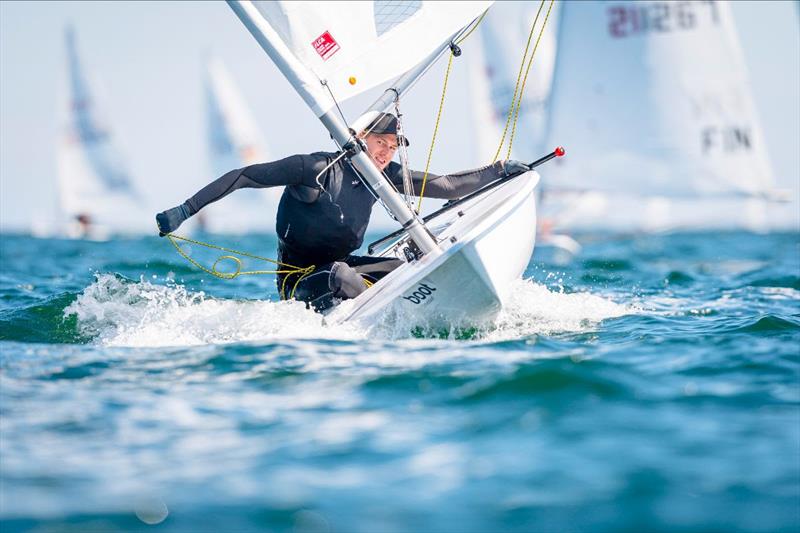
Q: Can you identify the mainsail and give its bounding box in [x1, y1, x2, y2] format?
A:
[201, 56, 279, 233]
[544, 0, 777, 202]
[249, 1, 493, 113]
[57, 26, 142, 236]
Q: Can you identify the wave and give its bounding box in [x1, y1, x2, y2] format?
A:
[0, 293, 88, 344]
[726, 315, 800, 334]
[581, 259, 634, 271]
[54, 274, 631, 347]
[747, 275, 800, 290]
[63, 274, 360, 347]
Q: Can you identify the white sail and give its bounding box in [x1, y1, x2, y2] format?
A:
[200, 56, 279, 233]
[251, 1, 493, 113]
[57, 26, 143, 237]
[545, 0, 777, 200]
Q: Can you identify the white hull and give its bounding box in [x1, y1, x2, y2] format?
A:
[325, 171, 540, 328]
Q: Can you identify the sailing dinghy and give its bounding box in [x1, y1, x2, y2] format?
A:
[227, 1, 553, 327]
[56, 26, 144, 239]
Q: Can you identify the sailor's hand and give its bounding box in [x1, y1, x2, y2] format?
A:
[503, 159, 532, 177]
[156, 203, 191, 236]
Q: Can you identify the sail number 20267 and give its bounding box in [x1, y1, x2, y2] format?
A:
[608, 1, 720, 38]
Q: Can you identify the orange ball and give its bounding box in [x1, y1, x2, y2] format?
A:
[348, 76, 357, 85]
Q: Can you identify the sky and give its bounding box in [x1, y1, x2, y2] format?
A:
[1, 0, 798, 233]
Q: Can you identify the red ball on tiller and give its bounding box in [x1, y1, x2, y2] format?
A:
[554, 146, 565, 157]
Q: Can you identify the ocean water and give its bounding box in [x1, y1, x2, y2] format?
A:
[0, 231, 798, 532]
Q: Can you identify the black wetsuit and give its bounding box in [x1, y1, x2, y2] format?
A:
[183, 152, 505, 310]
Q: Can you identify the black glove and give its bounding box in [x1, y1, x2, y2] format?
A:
[156, 203, 191, 236]
[503, 159, 532, 177]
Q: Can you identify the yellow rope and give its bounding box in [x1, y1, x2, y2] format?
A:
[507, 0, 555, 160]
[416, 10, 488, 213]
[492, 0, 545, 163]
[457, 10, 487, 44]
[416, 51, 454, 213]
[165, 232, 315, 299]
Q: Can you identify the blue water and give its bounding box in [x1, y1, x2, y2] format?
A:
[1, 231, 798, 532]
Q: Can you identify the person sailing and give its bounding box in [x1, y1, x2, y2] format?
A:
[156, 113, 532, 311]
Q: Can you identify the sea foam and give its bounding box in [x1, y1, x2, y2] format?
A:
[64, 274, 631, 347]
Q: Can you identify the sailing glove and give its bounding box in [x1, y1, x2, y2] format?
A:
[503, 160, 532, 177]
[156, 203, 191, 236]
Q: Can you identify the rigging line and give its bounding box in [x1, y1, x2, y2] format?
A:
[394, 99, 415, 203]
[416, 50, 455, 213]
[314, 150, 349, 182]
[321, 79, 349, 127]
[455, 9, 488, 45]
[507, 0, 555, 160]
[415, 11, 489, 213]
[492, 0, 545, 163]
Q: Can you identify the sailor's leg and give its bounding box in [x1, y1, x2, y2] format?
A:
[328, 261, 370, 300]
[287, 265, 337, 311]
[279, 257, 401, 312]
[284, 261, 369, 312]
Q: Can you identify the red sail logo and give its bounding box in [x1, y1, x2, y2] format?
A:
[311, 31, 340, 61]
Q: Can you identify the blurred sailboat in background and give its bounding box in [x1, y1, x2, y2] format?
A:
[52, 26, 146, 239]
[198, 55, 280, 234]
[541, 0, 786, 233]
[467, 1, 580, 259]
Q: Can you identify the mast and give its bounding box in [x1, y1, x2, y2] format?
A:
[226, 0, 439, 255]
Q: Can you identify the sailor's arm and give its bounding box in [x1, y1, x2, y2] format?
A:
[386, 160, 528, 200]
[155, 155, 308, 235]
[184, 155, 306, 214]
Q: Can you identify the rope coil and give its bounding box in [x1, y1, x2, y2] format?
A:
[165, 233, 315, 299]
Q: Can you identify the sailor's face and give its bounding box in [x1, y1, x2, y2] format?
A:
[363, 133, 398, 171]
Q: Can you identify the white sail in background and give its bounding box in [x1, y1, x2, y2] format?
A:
[469, 1, 559, 164]
[57, 26, 144, 237]
[466, 2, 579, 256]
[200, 56, 279, 233]
[542, 0, 780, 231]
[249, 1, 492, 114]
[206, 56, 269, 177]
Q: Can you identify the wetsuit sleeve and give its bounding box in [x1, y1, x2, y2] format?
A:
[385, 161, 506, 200]
[183, 155, 308, 214]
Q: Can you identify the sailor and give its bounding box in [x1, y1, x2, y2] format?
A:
[156, 113, 532, 311]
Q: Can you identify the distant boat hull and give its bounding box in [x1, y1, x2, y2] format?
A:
[325, 171, 540, 328]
